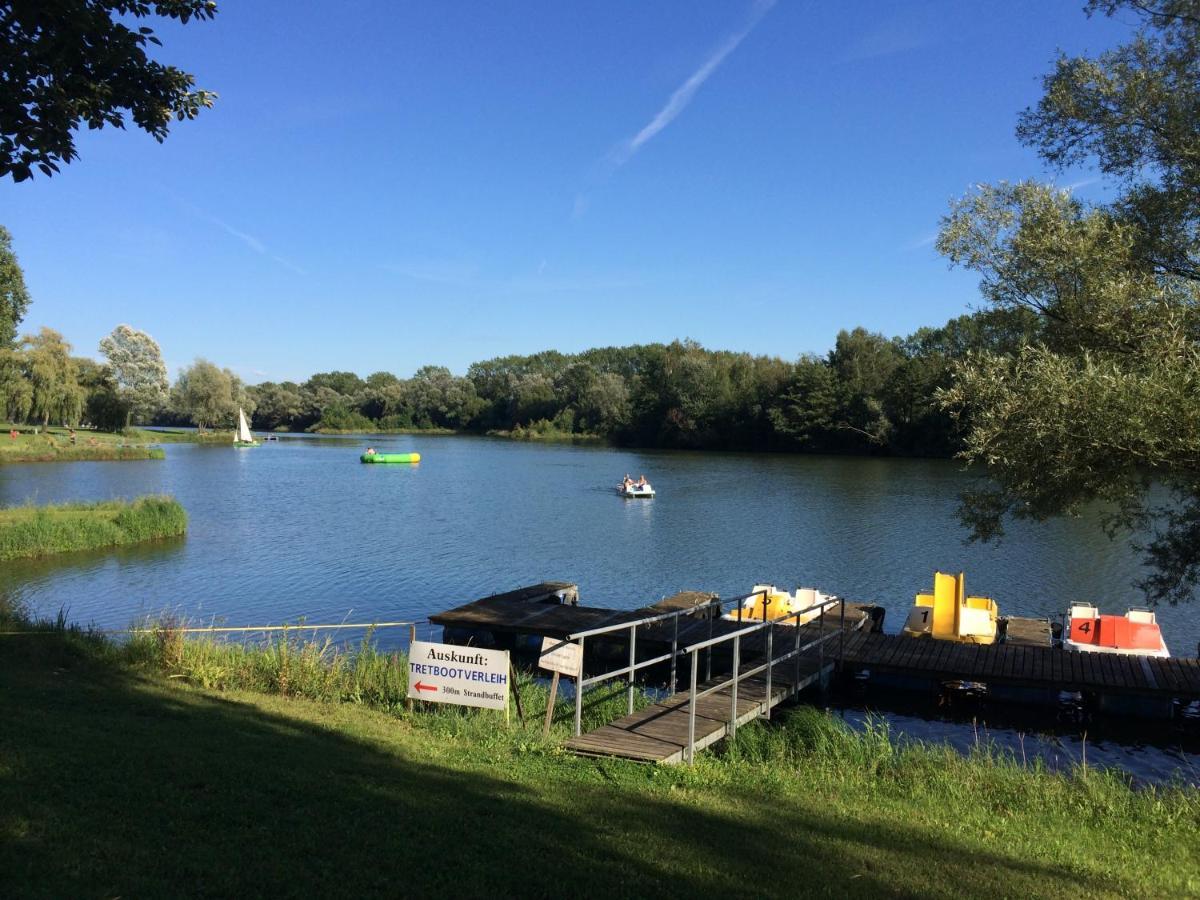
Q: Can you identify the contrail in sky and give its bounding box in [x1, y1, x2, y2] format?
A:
[611, 0, 777, 167]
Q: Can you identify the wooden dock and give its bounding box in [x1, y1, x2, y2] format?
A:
[565, 656, 832, 764]
[432, 586, 872, 652]
[431, 583, 1200, 764]
[839, 629, 1200, 697]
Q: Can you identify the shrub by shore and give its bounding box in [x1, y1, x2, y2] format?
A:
[0, 496, 187, 561]
[0, 603, 1196, 898]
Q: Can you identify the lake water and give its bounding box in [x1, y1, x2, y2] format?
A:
[3, 434, 1198, 783]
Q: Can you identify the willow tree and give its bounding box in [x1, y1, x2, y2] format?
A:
[22, 328, 83, 427]
[938, 1, 1200, 603]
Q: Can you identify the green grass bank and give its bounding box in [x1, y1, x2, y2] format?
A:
[0, 426, 167, 463]
[0, 496, 187, 561]
[1, 606, 1197, 899]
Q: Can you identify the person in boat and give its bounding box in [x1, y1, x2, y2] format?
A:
[636, 474, 647, 487]
[365, 447, 377, 455]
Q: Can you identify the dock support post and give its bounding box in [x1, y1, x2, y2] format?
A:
[764, 622, 774, 720]
[543, 671, 560, 737]
[706, 612, 714, 682]
[406, 623, 417, 713]
[574, 636, 585, 736]
[670, 613, 679, 694]
[510, 662, 525, 727]
[730, 634, 741, 738]
[839, 601, 846, 672]
[793, 609, 801, 689]
[687, 651, 699, 765]
[818, 602, 826, 693]
[627, 625, 637, 715]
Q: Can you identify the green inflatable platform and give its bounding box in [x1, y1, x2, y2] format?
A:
[360, 452, 421, 464]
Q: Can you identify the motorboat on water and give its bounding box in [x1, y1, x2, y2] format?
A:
[722, 585, 836, 626]
[902, 571, 998, 644]
[1064, 604, 1169, 657]
[617, 480, 655, 498]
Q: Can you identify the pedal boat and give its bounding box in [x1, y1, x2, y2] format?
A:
[902, 571, 998, 645]
[723, 585, 836, 626]
[617, 481, 655, 498]
[1064, 604, 1169, 658]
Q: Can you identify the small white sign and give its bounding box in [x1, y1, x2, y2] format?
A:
[408, 641, 510, 710]
[538, 636, 582, 677]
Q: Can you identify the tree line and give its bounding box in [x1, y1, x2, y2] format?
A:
[232, 309, 1038, 457]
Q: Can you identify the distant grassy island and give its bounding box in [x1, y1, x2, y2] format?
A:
[0, 496, 187, 561]
[1, 604, 1197, 898]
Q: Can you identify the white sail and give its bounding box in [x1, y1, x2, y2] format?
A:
[236, 408, 254, 443]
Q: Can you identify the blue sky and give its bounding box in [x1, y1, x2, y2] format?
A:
[3, 1, 1132, 383]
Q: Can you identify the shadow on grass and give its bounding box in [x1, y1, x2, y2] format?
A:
[0, 633, 1118, 899]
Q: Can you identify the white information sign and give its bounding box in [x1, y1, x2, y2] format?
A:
[538, 636, 582, 677]
[407, 641, 510, 710]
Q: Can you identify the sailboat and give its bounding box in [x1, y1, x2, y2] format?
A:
[233, 408, 259, 447]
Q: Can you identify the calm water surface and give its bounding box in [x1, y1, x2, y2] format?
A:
[3, 435, 1197, 782]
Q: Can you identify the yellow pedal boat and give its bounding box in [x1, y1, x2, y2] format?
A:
[723, 584, 836, 626]
[902, 571, 998, 644]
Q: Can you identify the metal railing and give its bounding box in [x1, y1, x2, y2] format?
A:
[0, 620, 422, 643]
[679, 595, 844, 763]
[565, 589, 848, 747]
[566, 596, 725, 736]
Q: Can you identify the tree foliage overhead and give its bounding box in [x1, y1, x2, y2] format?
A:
[938, 0, 1200, 603]
[0, 1, 218, 182]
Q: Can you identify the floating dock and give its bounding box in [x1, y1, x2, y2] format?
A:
[430, 583, 1200, 763]
[840, 628, 1200, 698]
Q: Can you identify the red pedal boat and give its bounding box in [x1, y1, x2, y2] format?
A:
[1064, 604, 1170, 658]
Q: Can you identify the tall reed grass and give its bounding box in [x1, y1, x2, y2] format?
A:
[123, 621, 648, 742]
[0, 495, 187, 560]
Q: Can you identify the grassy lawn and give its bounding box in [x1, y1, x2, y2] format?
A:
[0, 496, 187, 561]
[128, 427, 235, 444]
[1, 618, 1197, 898]
[0, 425, 165, 462]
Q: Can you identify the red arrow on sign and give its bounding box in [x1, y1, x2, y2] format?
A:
[413, 681, 437, 693]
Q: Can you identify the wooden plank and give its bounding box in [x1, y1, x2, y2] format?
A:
[1164, 659, 1186, 693]
[1028, 645, 1043, 682]
[1061, 649, 1076, 687]
[990, 644, 1010, 680]
[1077, 651, 1097, 687]
[1120, 654, 1143, 690]
[1176, 658, 1200, 694]
[934, 640, 958, 676]
[1148, 659, 1174, 693]
[1098, 652, 1118, 688]
[1075, 652, 1094, 686]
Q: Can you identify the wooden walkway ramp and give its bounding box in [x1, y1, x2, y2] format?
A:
[566, 655, 832, 764]
[839, 630, 1200, 698]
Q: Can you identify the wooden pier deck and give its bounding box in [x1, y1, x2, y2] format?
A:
[839, 629, 1200, 698]
[566, 656, 832, 764]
